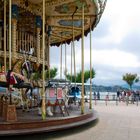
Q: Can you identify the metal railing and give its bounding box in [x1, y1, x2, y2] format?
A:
[89, 94, 140, 106]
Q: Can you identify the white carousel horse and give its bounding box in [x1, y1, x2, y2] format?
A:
[37, 84, 70, 117]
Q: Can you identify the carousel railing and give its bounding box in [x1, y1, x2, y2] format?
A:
[0, 30, 48, 64]
[0, 30, 35, 54]
[17, 30, 35, 56]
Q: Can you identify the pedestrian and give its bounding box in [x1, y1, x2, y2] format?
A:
[97, 91, 100, 100]
[94, 92, 96, 100]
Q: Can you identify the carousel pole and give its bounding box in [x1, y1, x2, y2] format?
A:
[8, 0, 12, 105]
[9, 0, 12, 70]
[4, 0, 7, 72]
[72, 13, 76, 84]
[42, 0, 46, 120]
[46, 25, 51, 80]
[48, 37, 50, 80]
[89, 18, 92, 109]
[65, 42, 67, 80]
[81, 3, 85, 114]
[60, 41, 62, 79]
[70, 42, 73, 81]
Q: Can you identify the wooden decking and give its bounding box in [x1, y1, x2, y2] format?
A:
[0, 104, 98, 136]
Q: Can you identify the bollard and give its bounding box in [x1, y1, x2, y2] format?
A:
[136, 96, 139, 106]
[116, 97, 118, 106]
[126, 96, 129, 106]
[105, 95, 109, 106]
[94, 95, 97, 105]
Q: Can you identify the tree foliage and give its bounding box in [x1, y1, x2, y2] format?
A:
[32, 67, 58, 80]
[46, 67, 58, 79]
[66, 68, 96, 83]
[122, 73, 139, 90]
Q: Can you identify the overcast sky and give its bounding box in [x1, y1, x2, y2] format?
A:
[50, 0, 140, 86]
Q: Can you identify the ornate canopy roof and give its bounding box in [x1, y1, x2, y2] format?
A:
[0, 0, 107, 46]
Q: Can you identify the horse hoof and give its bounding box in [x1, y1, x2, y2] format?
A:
[47, 111, 53, 116]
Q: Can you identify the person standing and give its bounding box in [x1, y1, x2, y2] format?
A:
[94, 92, 96, 100]
[97, 91, 100, 100]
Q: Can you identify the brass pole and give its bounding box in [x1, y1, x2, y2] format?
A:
[60, 43, 62, 79]
[20, 31, 21, 51]
[21, 31, 23, 51]
[30, 34, 31, 52]
[71, 42, 73, 81]
[89, 18, 92, 109]
[37, 28, 41, 63]
[16, 30, 18, 52]
[9, 0, 12, 70]
[12, 18, 17, 59]
[81, 3, 85, 114]
[72, 16, 76, 84]
[65, 42, 67, 80]
[4, 0, 7, 72]
[42, 0, 46, 120]
[48, 36, 50, 80]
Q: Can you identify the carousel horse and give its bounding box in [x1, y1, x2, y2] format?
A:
[40, 82, 69, 116]
[0, 58, 33, 111]
[11, 58, 33, 111]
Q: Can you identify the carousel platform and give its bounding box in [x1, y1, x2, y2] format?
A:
[0, 104, 98, 136]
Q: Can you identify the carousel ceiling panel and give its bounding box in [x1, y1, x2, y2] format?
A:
[0, 0, 107, 46]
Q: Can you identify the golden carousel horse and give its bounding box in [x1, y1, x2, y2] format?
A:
[11, 58, 33, 111]
[0, 58, 33, 111]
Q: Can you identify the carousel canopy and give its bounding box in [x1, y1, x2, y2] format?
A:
[0, 0, 106, 47]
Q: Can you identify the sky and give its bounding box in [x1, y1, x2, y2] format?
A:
[50, 0, 140, 86]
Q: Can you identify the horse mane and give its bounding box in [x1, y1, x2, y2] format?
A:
[12, 59, 24, 74]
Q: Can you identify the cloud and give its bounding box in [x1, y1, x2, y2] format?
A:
[95, 0, 140, 45]
[50, 0, 140, 86]
[118, 32, 140, 57]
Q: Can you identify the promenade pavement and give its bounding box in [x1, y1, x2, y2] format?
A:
[50, 101, 140, 140]
[7, 101, 140, 140]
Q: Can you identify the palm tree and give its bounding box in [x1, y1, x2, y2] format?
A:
[122, 73, 139, 90]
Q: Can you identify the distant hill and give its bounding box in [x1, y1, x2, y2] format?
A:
[92, 85, 124, 92]
[91, 84, 140, 92]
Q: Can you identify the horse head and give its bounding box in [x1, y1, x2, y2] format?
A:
[21, 60, 33, 79]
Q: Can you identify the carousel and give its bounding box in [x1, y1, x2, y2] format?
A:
[0, 0, 106, 136]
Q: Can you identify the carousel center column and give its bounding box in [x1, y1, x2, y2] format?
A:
[5, 2, 18, 122]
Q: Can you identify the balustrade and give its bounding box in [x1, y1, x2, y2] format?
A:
[0, 29, 48, 64]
